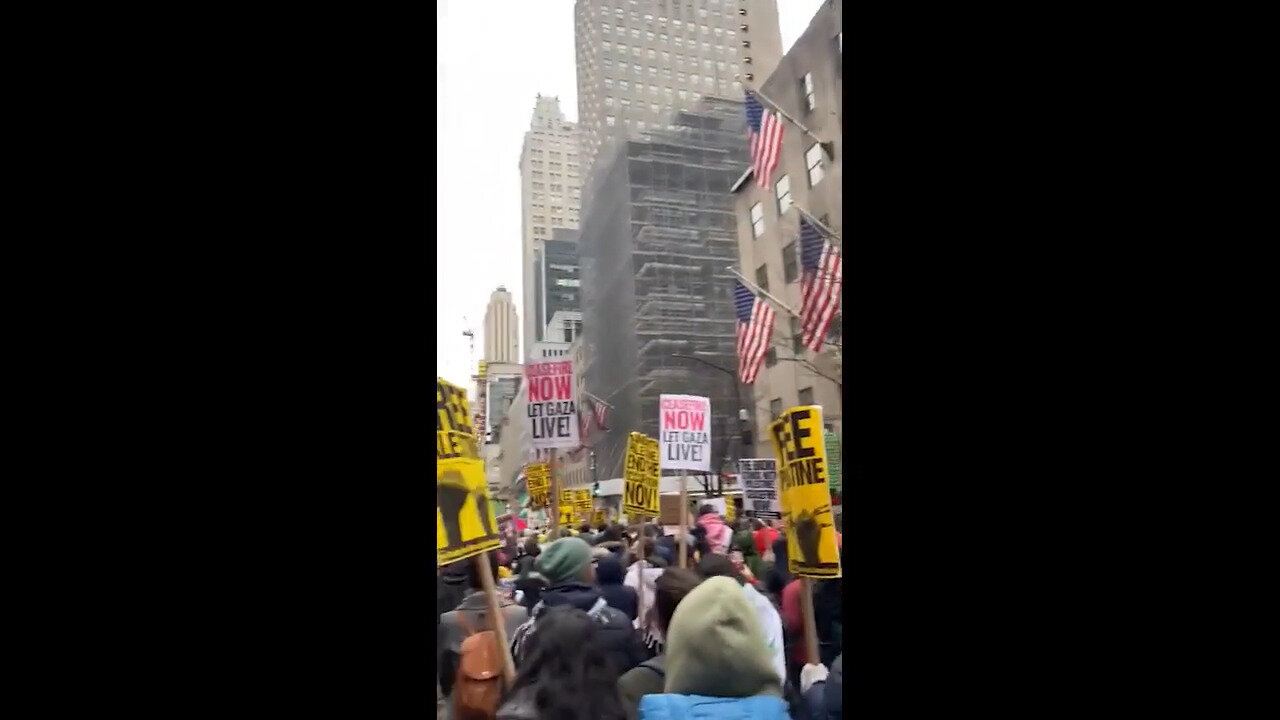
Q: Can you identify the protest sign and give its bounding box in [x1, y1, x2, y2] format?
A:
[525, 360, 579, 449]
[558, 506, 575, 526]
[725, 496, 736, 523]
[739, 457, 781, 519]
[437, 377, 479, 461]
[623, 432, 660, 516]
[573, 489, 592, 519]
[768, 405, 841, 578]
[658, 394, 711, 471]
[592, 509, 606, 526]
[824, 430, 842, 493]
[525, 463, 550, 508]
[437, 378, 500, 565]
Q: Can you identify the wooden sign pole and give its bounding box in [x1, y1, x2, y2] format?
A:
[636, 520, 646, 616]
[549, 449, 559, 536]
[474, 551, 517, 685]
[800, 577, 821, 665]
[678, 471, 689, 568]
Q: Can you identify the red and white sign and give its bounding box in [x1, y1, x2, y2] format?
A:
[659, 394, 712, 472]
[525, 360, 579, 450]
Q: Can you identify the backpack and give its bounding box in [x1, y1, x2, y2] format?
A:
[452, 611, 504, 720]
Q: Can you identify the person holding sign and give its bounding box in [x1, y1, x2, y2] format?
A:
[438, 551, 529, 717]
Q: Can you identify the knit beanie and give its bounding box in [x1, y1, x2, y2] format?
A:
[535, 537, 593, 585]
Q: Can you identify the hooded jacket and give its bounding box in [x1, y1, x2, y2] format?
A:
[510, 581, 646, 678]
[596, 555, 639, 621]
[638, 576, 788, 720]
[623, 560, 665, 651]
[696, 513, 733, 555]
[731, 530, 768, 583]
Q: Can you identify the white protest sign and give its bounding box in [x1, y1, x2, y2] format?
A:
[525, 359, 579, 449]
[739, 457, 781, 519]
[659, 394, 711, 471]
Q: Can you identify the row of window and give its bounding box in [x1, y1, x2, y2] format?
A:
[768, 388, 817, 419]
[748, 146, 828, 238]
[603, 55, 728, 72]
[598, 39, 735, 57]
[603, 23, 734, 40]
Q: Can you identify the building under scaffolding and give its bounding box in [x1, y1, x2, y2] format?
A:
[580, 97, 751, 484]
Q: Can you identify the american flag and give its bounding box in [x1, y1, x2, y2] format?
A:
[588, 394, 611, 430]
[744, 92, 784, 189]
[734, 280, 776, 384]
[799, 217, 842, 352]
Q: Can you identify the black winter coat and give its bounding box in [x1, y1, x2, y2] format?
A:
[595, 555, 639, 621]
[525, 582, 646, 678]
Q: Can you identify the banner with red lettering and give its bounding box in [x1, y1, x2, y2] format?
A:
[658, 394, 712, 472]
[525, 359, 580, 450]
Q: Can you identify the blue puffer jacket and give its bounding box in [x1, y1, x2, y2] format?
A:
[640, 694, 790, 720]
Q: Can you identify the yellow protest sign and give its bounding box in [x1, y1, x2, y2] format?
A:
[574, 489, 592, 519]
[559, 505, 575, 526]
[623, 432, 660, 517]
[592, 509, 606, 526]
[560, 488, 574, 507]
[768, 405, 842, 579]
[526, 463, 550, 508]
[437, 377, 479, 461]
[725, 495, 736, 523]
[437, 377, 500, 565]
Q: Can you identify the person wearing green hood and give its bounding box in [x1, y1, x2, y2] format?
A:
[637, 576, 790, 720]
[731, 530, 769, 585]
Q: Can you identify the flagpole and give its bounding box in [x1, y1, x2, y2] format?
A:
[738, 77, 834, 160]
[728, 266, 802, 319]
[794, 204, 842, 244]
[729, 266, 840, 351]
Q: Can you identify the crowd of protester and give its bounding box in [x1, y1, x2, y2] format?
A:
[437, 506, 843, 720]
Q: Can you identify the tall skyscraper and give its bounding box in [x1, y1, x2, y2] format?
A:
[573, 0, 783, 176]
[483, 286, 520, 363]
[519, 96, 583, 357]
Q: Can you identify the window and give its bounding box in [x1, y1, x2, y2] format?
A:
[604, 78, 613, 89]
[750, 202, 765, 237]
[633, 46, 640, 57]
[770, 398, 783, 418]
[606, 115, 615, 127]
[765, 347, 777, 367]
[790, 317, 804, 354]
[632, 28, 640, 38]
[648, 48, 656, 58]
[798, 387, 814, 406]
[605, 97, 614, 107]
[755, 263, 769, 292]
[775, 174, 792, 216]
[783, 242, 798, 283]
[620, 80, 629, 90]
[602, 23, 610, 34]
[801, 72, 816, 111]
[806, 143, 825, 187]
[647, 31, 655, 41]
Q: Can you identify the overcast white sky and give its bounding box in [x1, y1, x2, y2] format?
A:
[437, 0, 828, 390]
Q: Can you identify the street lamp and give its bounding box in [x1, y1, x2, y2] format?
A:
[670, 353, 752, 497]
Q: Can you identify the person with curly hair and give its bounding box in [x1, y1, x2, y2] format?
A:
[496, 605, 629, 720]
